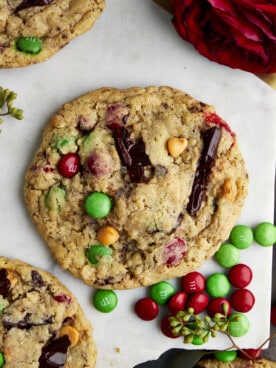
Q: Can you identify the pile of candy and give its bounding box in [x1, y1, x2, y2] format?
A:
[92, 221, 276, 360]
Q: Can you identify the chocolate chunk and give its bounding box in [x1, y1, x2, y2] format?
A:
[108, 126, 151, 183]
[39, 335, 70, 368]
[3, 314, 54, 330]
[112, 127, 133, 167]
[0, 269, 11, 298]
[31, 270, 45, 288]
[187, 127, 221, 216]
[16, 0, 53, 12]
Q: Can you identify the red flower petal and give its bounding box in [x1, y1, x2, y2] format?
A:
[171, 0, 276, 73]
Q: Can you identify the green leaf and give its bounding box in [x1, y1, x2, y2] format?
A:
[170, 350, 206, 368]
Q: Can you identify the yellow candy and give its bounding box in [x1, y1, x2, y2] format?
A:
[97, 226, 119, 245]
[167, 137, 187, 157]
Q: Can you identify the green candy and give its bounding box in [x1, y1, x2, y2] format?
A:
[150, 281, 175, 305]
[228, 313, 250, 337]
[214, 350, 237, 362]
[206, 273, 231, 298]
[254, 222, 276, 247]
[87, 244, 112, 265]
[215, 244, 240, 268]
[0, 352, 4, 367]
[45, 186, 66, 212]
[16, 36, 43, 55]
[93, 290, 118, 313]
[192, 335, 204, 345]
[84, 192, 112, 219]
[230, 225, 254, 249]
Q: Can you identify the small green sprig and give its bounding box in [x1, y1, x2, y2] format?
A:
[170, 306, 276, 363]
[0, 87, 24, 125]
[169, 304, 233, 344]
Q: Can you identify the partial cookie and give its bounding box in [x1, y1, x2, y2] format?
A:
[24, 86, 248, 289]
[0, 0, 105, 68]
[0, 256, 97, 367]
[197, 357, 276, 368]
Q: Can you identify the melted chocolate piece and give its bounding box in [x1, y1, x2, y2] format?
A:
[39, 335, 70, 368]
[31, 270, 45, 288]
[3, 314, 54, 330]
[107, 125, 151, 183]
[187, 127, 221, 216]
[0, 269, 11, 297]
[16, 0, 53, 12]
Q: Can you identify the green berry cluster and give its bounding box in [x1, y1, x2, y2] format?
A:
[169, 305, 247, 344]
[0, 87, 24, 125]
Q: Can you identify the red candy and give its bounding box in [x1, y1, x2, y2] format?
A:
[181, 271, 206, 294]
[163, 238, 187, 267]
[57, 153, 80, 178]
[161, 315, 180, 338]
[168, 291, 188, 314]
[135, 298, 159, 321]
[228, 264, 253, 288]
[230, 289, 255, 313]
[239, 348, 262, 361]
[207, 298, 232, 317]
[86, 151, 112, 176]
[186, 293, 209, 314]
[53, 294, 72, 304]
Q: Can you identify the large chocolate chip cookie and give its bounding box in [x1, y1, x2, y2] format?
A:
[0, 256, 97, 367]
[24, 86, 248, 289]
[0, 0, 104, 68]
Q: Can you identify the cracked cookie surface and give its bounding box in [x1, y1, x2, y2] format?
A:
[0, 0, 105, 68]
[24, 86, 248, 289]
[0, 256, 97, 368]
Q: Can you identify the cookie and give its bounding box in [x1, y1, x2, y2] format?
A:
[0, 0, 105, 68]
[196, 357, 276, 368]
[0, 256, 97, 367]
[24, 86, 248, 289]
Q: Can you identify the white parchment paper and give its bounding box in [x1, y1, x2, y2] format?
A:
[0, 1, 275, 367]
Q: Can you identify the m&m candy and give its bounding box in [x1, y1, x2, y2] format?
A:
[84, 192, 112, 218]
[168, 291, 188, 314]
[254, 222, 276, 247]
[160, 315, 180, 338]
[207, 298, 232, 317]
[215, 243, 240, 268]
[230, 289, 255, 313]
[181, 271, 206, 294]
[214, 350, 237, 362]
[135, 298, 159, 321]
[87, 244, 112, 265]
[239, 348, 262, 361]
[229, 225, 254, 249]
[228, 313, 250, 337]
[57, 153, 80, 178]
[93, 290, 118, 313]
[228, 264, 253, 288]
[150, 281, 175, 305]
[16, 36, 43, 54]
[206, 273, 231, 298]
[186, 293, 209, 314]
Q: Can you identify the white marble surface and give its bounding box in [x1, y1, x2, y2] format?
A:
[0, 1, 275, 367]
